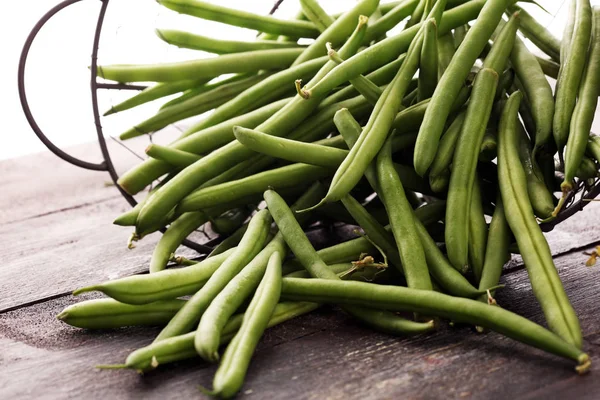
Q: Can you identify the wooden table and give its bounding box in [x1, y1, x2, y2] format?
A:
[2, 141, 600, 400]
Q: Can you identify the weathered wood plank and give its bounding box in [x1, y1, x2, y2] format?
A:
[1, 247, 599, 399]
[0, 196, 204, 312]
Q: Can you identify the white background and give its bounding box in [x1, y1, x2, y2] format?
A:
[0, 1, 588, 160]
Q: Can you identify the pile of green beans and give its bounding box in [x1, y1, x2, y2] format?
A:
[58, 0, 600, 397]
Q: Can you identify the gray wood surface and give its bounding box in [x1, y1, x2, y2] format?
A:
[2, 142, 600, 399]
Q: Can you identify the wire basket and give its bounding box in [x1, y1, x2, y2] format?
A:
[18, 0, 600, 256]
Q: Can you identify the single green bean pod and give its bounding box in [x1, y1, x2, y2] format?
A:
[418, 18, 438, 101]
[562, 8, 600, 193]
[279, 278, 590, 373]
[57, 299, 186, 329]
[498, 91, 582, 349]
[553, 0, 592, 153]
[157, 0, 321, 38]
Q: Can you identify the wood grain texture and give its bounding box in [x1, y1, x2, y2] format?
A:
[1, 248, 600, 400]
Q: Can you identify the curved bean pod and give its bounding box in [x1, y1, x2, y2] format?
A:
[478, 195, 510, 303]
[156, 29, 302, 53]
[73, 248, 235, 304]
[103, 78, 210, 116]
[145, 144, 201, 168]
[57, 298, 186, 329]
[363, 0, 419, 43]
[300, 0, 334, 32]
[508, 5, 560, 61]
[376, 135, 432, 290]
[157, 0, 320, 38]
[149, 211, 208, 273]
[97, 48, 304, 83]
[428, 110, 467, 193]
[445, 68, 498, 272]
[562, 8, 600, 192]
[510, 33, 555, 154]
[553, 0, 592, 153]
[498, 91, 582, 349]
[279, 277, 590, 372]
[418, 18, 438, 101]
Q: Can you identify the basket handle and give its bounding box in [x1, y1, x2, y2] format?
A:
[18, 0, 111, 171]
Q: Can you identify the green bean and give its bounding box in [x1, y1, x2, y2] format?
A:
[562, 8, 600, 193]
[279, 277, 590, 372]
[413, 0, 508, 176]
[498, 91, 582, 349]
[437, 33, 456, 79]
[453, 24, 469, 49]
[494, 68, 514, 101]
[468, 177, 488, 284]
[510, 28, 554, 155]
[393, 84, 471, 133]
[327, 40, 384, 105]
[363, 0, 419, 43]
[124, 301, 318, 372]
[512, 113, 555, 219]
[333, 108, 429, 194]
[313, 7, 436, 208]
[159, 75, 248, 111]
[103, 78, 210, 116]
[341, 194, 404, 271]
[405, 0, 425, 29]
[575, 156, 598, 181]
[300, 0, 334, 32]
[145, 144, 201, 168]
[176, 163, 332, 214]
[97, 48, 304, 83]
[157, 0, 320, 38]
[234, 126, 347, 168]
[536, 56, 560, 79]
[478, 195, 510, 303]
[208, 223, 248, 258]
[234, 125, 416, 169]
[155, 29, 302, 53]
[413, 215, 486, 297]
[119, 73, 270, 140]
[587, 135, 600, 163]
[181, 55, 329, 138]
[153, 209, 272, 342]
[57, 298, 186, 329]
[445, 68, 498, 271]
[292, 0, 379, 66]
[305, 0, 489, 101]
[377, 134, 432, 291]
[149, 211, 208, 273]
[418, 18, 438, 101]
[113, 173, 177, 227]
[210, 208, 251, 236]
[320, 57, 405, 107]
[133, 20, 368, 235]
[73, 248, 235, 304]
[553, 0, 592, 153]
[507, 5, 560, 61]
[562, 0, 577, 66]
[265, 189, 435, 335]
[209, 251, 282, 398]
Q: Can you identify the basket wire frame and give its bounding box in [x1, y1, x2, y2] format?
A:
[17, 0, 600, 247]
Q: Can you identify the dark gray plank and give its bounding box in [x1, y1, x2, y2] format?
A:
[1, 247, 599, 400]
